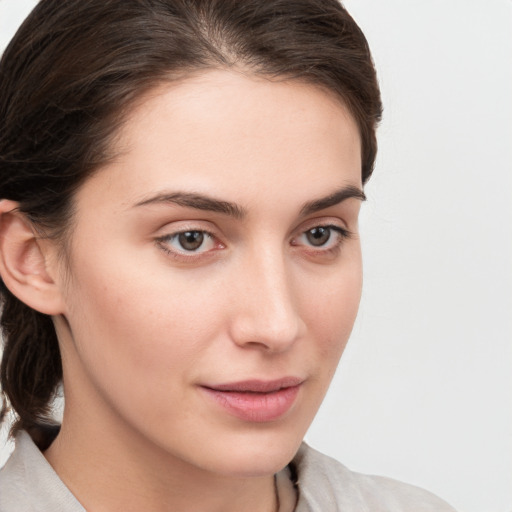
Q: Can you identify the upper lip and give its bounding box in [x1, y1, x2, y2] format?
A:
[202, 377, 304, 393]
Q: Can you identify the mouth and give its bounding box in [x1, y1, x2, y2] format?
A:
[200, 377, 303, 422]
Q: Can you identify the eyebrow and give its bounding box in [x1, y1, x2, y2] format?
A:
[133, 185, 365, 219]
[134, 192, 246, 219]
[299, 185, 366, 216]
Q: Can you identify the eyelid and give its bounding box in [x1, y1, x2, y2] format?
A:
[291, 224, 351, 245]
[153, 217, 354, 263]
[290, 219, 353, 258]
[293, 215, 353, 239]
[305, 210, 350, 224]
[154, 218, 219, 234]
[160, 230, 215, 251]
[154, 222, 225, 261]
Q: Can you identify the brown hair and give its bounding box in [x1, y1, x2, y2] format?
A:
[0, 0, 382, 448]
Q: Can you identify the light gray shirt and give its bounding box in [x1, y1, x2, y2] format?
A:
[0, 431, 457, 511]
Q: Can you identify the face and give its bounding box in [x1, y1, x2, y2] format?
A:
[53, 69, 363, 477]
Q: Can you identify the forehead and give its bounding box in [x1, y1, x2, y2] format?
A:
[76, 69, 362, 213]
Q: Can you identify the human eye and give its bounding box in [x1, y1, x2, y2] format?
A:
[156, 228, 224, 260]
[292, 224, 352, 255]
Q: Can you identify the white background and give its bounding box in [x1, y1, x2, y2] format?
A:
[1, 1, 511, 511]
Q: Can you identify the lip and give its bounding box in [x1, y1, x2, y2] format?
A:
[200, 377, 303, 422]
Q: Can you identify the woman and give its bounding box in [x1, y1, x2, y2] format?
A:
[0, 1, 456, 510]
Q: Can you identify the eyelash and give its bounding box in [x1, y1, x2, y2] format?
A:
[292, 224, 352, 255]
[155, 224, 352, 262]
[156, 229, 221, 261]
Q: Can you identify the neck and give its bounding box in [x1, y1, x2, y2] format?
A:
[44, 391, 279, 512]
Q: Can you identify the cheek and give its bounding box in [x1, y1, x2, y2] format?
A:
[61, 247, 226, 395]
[301, 256, 362, 360]
[60, 261, 230, 432]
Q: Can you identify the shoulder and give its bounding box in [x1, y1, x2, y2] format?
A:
[291, 443, 457, 512]
[0, 431, 84, 512]
[0, 434, 32, 512]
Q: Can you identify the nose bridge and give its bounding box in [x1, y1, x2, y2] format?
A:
[230, 244, 303, 351]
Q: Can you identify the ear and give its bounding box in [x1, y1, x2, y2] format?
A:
[0, 200, 66, 315]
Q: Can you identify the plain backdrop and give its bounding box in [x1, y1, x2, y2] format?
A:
[1, 1, 511, 511]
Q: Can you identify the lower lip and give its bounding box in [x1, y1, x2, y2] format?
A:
[200, 385, 301, 422]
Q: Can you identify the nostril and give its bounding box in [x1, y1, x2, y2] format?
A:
[229, 306, 304, 352]
[228, 258, 304, 350]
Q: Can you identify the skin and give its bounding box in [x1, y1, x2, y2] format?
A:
[33, 70, 363, 511]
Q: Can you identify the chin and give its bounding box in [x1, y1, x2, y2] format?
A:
[190, 428, 305, 478]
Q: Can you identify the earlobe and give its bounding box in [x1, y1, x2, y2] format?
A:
[0, 199, 66, 316]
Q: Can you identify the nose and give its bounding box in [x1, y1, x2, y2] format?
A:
[228, 248, 305, 352]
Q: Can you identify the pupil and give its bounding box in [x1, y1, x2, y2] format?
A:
[178, 231, 204, 251]
[306, 227, 330, 246]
